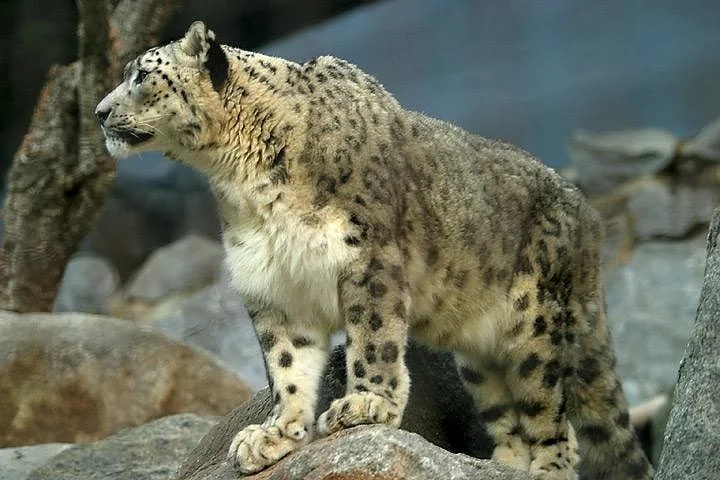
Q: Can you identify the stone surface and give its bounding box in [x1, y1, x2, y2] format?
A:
[152, 280, 266, 390]
[26, 414, 217, 480]
[0, 311, 252, 447]
[626, 178, 720, 240]
[655, 210, 720, 479]
[200, 426, 529, 480]
[568, 128, 678, 195]
[123, 234, 224, 303]
[53, 255, 120, 314]
[604, 234, 706, 405]
[0, 443, 72, 480]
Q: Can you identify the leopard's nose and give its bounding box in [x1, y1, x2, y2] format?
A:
[95, 106, 111, 125]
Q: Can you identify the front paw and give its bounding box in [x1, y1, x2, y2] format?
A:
[228, 423, 309, 474]
[317, 392, 403, 436]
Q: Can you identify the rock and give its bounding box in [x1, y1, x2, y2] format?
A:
[568, 128, 677, 195]
[0, 311, 252, 447]
[123, 234, 224, 303]
[26, 414, 216, 480]
[0, 443, 72, 480]
[176, 340, 496, 480]
[655, 210, 720, 479]
[626, 178, 720, 240]
[681, 115, 720, 161]
[604, 234, 706, 405]
[152, 280, 267, 389]
[589, 175, 720, 273]
[110, 234, 226, 321]
[222, 425, 529, 480]
[53, 255, 120, 314]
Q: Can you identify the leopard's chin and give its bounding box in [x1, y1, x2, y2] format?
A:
[106, 128, 154, 145]
[103, 129, 155, 158]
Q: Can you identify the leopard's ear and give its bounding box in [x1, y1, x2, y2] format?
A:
[180, 21, 228, 92]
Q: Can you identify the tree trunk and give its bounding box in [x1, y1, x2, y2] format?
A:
[0, 0, 178, 312]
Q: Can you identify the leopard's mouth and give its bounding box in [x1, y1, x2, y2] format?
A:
[105, 127, 154, 146]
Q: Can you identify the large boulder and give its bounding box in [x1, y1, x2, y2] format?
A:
[568, 128, 678, 195]
[110, 234, 225, 321]
[53, 255, 120, 315]
[0, 311, 252, 447]
[216, 425, 529, 480]
[26, 414, 216, 480]
[655, 209, 720, 479]
[0, 443, 72, 480]
[152, 280, 266, 389]
[123, 234, 224, 304]
[625, 178, 720, 241]
[603, 234, 706, 404]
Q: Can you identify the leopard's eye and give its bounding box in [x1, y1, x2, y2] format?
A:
[134, 70, 149, 85]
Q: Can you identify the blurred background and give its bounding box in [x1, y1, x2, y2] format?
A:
[3, 0, 720, 276]
[1, 0, 720, 465]
[2, 0, 720, 176]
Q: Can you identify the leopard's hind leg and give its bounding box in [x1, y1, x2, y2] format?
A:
[455, 281, 580, 480]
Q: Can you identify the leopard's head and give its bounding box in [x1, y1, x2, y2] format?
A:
[96, 21, 229, 159]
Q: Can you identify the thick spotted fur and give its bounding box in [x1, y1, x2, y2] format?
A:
[96, 21, 652, 480]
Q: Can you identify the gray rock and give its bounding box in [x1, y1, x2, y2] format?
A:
[655, 210, 720, 479]
[681, 115, 720, 161]
[0, 443, 72, 480]
[626, 179, 720, 240]
[153, 280, 267, 390]
[568, 128, 677, 195]
[124, 234, 224, 302]
[0, 311, 252, 446]
[53, 255, 120, 314]
[26, 414, 216, 480]
[196, 425, 528, 480]
[604, 234, 706, 405]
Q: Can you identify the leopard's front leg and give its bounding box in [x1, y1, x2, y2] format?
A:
[318, 248, 410, 435]
[228, 297, 330, 474]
